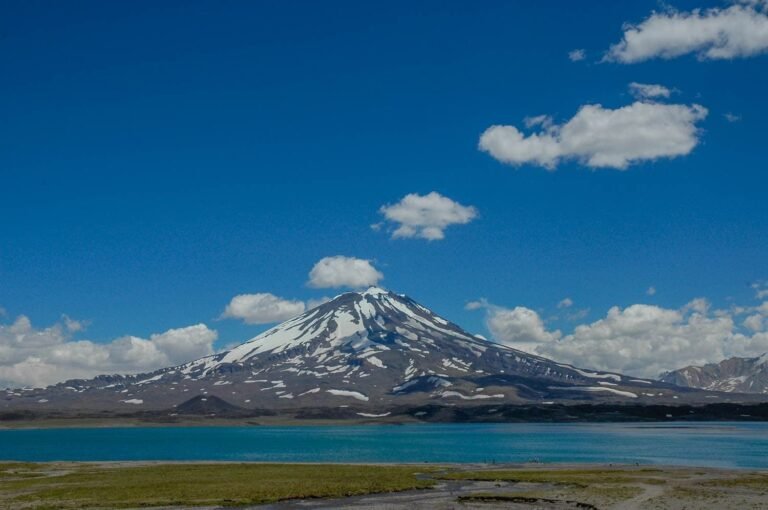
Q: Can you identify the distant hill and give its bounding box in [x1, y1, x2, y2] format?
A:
[661, 354, 768, 394]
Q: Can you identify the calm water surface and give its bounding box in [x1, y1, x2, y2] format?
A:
[1, 422, 766, 468]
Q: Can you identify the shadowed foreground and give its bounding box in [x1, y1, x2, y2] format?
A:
[0, 463, 766, 509]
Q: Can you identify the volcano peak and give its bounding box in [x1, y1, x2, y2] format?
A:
[8, 288, 718, 414]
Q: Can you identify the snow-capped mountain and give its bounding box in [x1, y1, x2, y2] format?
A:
[2, 288, 748, 413]
[660, 354, 768, 394]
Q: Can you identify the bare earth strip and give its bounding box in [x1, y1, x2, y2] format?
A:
[262, 465, 768, 510]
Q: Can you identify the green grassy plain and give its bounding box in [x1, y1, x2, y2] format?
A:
[439, 466, 665, 484]
[2, 462, 767, 509]
[0, 462, 434, 509]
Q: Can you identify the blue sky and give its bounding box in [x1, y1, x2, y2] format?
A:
[2, 1, 768, 385]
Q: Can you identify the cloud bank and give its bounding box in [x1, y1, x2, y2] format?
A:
[471, 293, 768, 378]
[0, 317, 217, 388]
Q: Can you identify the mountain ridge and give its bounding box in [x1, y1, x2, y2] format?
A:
[660, 354, 768, 394]
[3, 287, 763, 414]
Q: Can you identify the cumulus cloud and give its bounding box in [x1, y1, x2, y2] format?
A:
[744, 314, 764, 332]
[0, 316, 217, 388]
[62, 316, 86, 333]
[468, 300, 561, 353]
[138, 325, 215, 367]
[547, 299, 768, 377]
[537, 302, 739, 378]
[308, 256, 383, 289]
[377, 192, 478, 240]
[220, 292, 335, 325]
[606, 2, 768, 63]
[558, 297, 574, 309]
[479, 100, 707, 170]
[487, 306, 561, 352]
[469, 289, 768, 378]
[736, 298, 768, 333]
[628, 82, 672, 100]
[568, 48, 586, 61]
[646, 286, 657, 296]
[222, 293, 305, 325]
[724, 112, 742, 122]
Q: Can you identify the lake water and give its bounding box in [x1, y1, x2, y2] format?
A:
[1, 422, 767, 468]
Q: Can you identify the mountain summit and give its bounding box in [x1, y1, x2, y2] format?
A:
[2, 287, 746, 413]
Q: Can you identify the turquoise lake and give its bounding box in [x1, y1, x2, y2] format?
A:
[1, 422, 767, 468]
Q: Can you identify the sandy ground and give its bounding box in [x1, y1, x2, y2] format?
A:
[255, 479, 589, 509]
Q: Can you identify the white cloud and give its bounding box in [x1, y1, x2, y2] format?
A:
[465, 300, 486, 311]
[147, 325, 217, 365]
[628, 82, 672, 100]
[105, 335, 167, 368]
[683, 297, 711, 314]
[487, 306, 561, 352]
[558, 297, 574, 309]
[377, 192, 478, 240]
[468, 301, 561, 353]
[646, 286, 657, 296]
[308, 256, 383, 289]
[220, 292, 335, 325]
[0, 316, 217, 388]
[568, 48, 586, 61]
[724, 112, 742, 122]
[739, 295, 768, 332]
[537, 302, 737, 378]
[744, 314, 764, 332]
[479, 100, 707, 170]
[469, 289, 768, 378]
[606, 3, 768, 63]
[222, 293, 305, 325]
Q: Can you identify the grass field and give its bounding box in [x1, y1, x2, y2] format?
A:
[439, 466, 665, 484]
[0, 462, 434, 509]
[2, 462, 767, 509]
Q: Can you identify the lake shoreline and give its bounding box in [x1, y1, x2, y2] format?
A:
[3, 400, 768, 430]
[3, 416, 768, 431]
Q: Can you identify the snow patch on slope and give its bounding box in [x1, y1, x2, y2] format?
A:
[326, 389, 369, 401]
